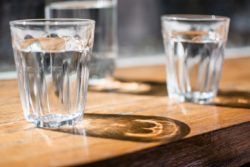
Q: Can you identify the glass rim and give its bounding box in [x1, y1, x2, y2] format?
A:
[161, 14, 230, 22]
[10, 18, 95, 26]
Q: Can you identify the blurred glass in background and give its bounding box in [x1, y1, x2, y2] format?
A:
[45, 0, 118, 83]
[1, 0, 250, 72]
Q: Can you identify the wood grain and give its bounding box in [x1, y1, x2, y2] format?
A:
[0, 57, 250, 166]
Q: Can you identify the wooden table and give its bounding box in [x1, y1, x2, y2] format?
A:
[0, 57, 250, 167]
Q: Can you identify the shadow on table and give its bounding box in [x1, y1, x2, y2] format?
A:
[89, 80, 250, 109]
[89, 80, 167, 97]
[209, 90, 250, 109]
[49, 113, 190, 143]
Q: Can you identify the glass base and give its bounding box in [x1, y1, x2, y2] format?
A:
[169, 91, 216, 104]
[26, 113, 83, 128]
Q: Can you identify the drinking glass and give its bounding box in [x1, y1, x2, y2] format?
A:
[45, 0, 117, 85]
[161, 15, 230, 103]
[10, 19, 95, 128]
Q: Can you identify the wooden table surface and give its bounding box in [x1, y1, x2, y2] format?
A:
[0, 57, 250, 167]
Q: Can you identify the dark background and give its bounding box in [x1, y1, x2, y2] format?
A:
[2, 0, 250, 71]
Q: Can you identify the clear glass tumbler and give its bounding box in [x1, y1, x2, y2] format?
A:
[161, 15, 230, 103]
[45, 0, 117, 85]
[10, 19, 95, 128]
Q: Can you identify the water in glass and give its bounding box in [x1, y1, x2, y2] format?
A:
[164, 31, 224, 103]
[14, 37, 90, 127]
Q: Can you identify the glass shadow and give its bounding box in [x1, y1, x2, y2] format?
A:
[89, 79, 167, 97]
[49, 113, 190, 143]
[209, 89, 250, 109]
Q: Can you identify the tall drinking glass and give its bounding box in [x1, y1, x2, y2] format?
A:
[45, 0, 117, 85]
[10, 19, 95, 128]
[161, 15, 230, 103]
